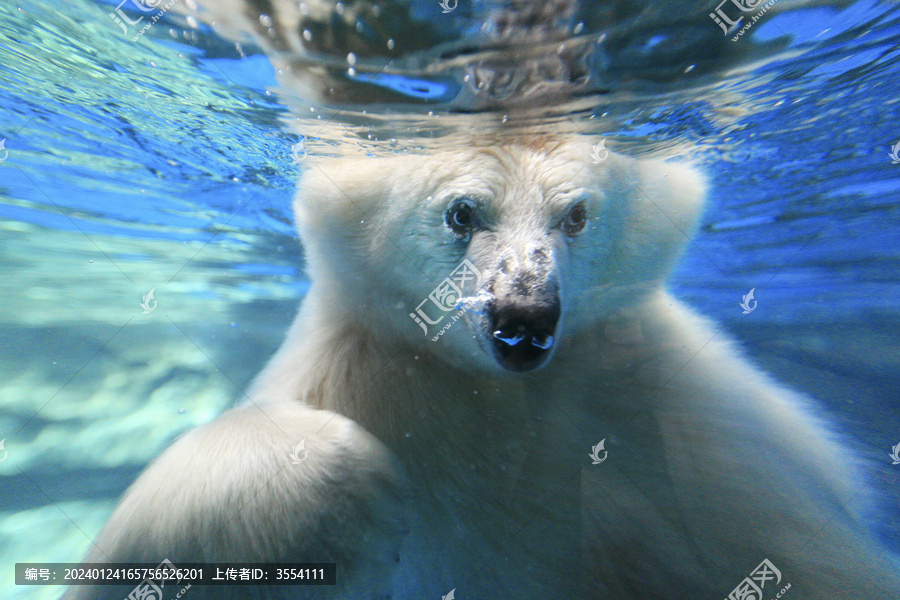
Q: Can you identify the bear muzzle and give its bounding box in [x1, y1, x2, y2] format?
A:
[466, 237, 564, 372]
[487, 284, 561, 372]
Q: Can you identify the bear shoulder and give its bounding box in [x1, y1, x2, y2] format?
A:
[64, 403, 409, 599]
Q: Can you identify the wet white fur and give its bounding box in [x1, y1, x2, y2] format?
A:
[66, 141, 899, 599]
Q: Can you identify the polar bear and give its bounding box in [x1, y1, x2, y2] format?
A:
[65, 139, 899, 600]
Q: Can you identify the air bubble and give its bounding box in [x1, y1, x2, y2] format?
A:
[456, 290, 493, 315]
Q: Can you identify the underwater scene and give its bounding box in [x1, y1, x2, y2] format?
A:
[1, 0, 899, 598]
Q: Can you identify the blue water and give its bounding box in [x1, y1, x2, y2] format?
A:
[1, 0, 899, 598]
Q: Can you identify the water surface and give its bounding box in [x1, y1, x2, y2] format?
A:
[1, 0, 899, 597]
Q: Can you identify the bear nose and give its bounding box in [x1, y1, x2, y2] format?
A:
[490, 298, 560, 372]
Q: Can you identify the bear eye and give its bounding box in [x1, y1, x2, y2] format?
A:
[445, 199, 477, 237]
[561, 202, 587, 236]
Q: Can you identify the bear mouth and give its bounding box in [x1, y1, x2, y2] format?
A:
[487, 298, 561, 372]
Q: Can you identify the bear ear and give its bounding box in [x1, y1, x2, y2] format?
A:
[601, 153, 709, 285]
[634, 157, 708, 232]
[292, 156, 393, 239]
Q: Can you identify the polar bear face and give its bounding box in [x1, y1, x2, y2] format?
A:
[295, 138, 705, 372]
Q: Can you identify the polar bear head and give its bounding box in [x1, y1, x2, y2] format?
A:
[294, 138, 705, 373]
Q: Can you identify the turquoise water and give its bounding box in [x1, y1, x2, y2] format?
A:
[1, 0, 899, 598]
